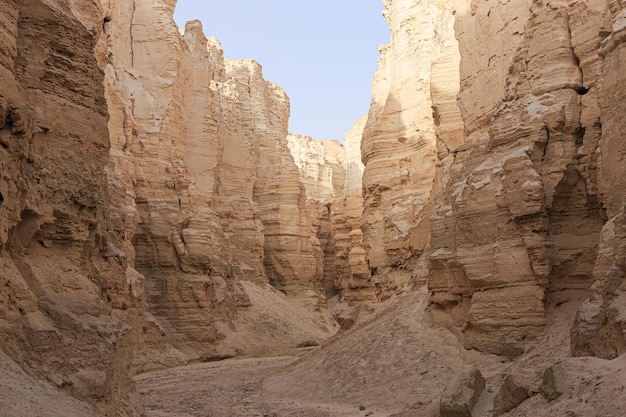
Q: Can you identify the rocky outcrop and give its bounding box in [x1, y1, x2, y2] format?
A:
[430, 0, 609, 356]
[361, 0, 440, 299]
[571, 1, 626, 359]
[1, 0, 337, 413]
[363, 0, 626, 357]
[101, 4, 334, 360]
[0, 1, 175, 415]
[439, 369, 485, 417]
[287, 120, 374, 304]
[287, 134, 346, 205]
[334, 116, 375, 303]
[287, 134, 346, 298]
[102, 0, 238, 361]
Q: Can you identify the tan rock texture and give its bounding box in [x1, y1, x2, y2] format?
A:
[362, 0, 626, 358]
[334, 116, 375, 303]
[361, 0, 440, 299]
[1, 0, 336, 414]
[6, 0, 626, 415]
[287, 134, 346, 299]
[429, 0, 610, 356]
[571, 0, 626, 359]
[102, 5, 334, 360]
[0, 1, 176, 415]
[287, 122, 374, 305]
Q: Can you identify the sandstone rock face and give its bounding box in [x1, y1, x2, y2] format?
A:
[101, 5, 334, 360]
[287, 121, 374, 304]
[492, 375, 530, 415]
[1, 0, 337, 413]
[364, 0, 625, 357]
[102, 0, 238, 361]
[334, 116, 375, 303]
[0, 1, 176, 415]
[287, 134, 346, 298]
[287, 134, 346, 205]
[361, 0, 440, 299]
[430, 0, 608, 356]
[570, 1, 626, 360]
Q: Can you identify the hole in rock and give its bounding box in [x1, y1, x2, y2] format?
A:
[13, 210, 40, 247]
[576, 86, 589, 95]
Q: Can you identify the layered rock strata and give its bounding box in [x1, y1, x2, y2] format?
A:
[570, 1, 626, 360]
[287, 121, 374, 304]
[101, 4, 333, 360]
[1, 1, 337, 413]
[361, 0, 440, 300]
[287, 134, 346, 298]
[334, 117, 375, 303]
[364, 0, 626, 357]
[0, 1, 177, 415]
[429, 0, 609, 356]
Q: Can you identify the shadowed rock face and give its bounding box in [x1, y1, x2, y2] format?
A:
[286, 122, 375, 305]
[102, 4, 334, 362]
[0, 1, 176, 415]
[570, 0, 626, 360]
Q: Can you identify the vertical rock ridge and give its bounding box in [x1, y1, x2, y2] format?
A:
[361, 0, 440, 300]
[2, 1, 339, 414]
[336, 116, 375, 303]
[571, 0, 626, 359]
[286, 134, 346, 298]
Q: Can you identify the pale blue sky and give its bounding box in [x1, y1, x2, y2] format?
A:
[173, 1, 389, 141]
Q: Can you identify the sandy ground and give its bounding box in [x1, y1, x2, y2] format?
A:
[0, 351, 102, 417]
[134, 286, 626, 417]
[3, 286, 626, 416]
[135, 355, 384, 417]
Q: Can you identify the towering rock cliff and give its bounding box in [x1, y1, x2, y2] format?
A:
[0, 1, 176, 415]
[5, 0, 626, 414]
[287, 134, 346, 298]
[287, 121, 374, 305]
[333, 117, 375, 303]
[570, 0, 626, 360]
[1, 0, 337, 414]
[361, 0, 439, 299]
[362, 0, 626, 358]
[101, 4, 335, 360]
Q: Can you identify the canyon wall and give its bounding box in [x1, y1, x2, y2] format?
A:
[570, 0, 626, 360]
[4, 1, 626, 415]
[364, 0, 626, 357]
[1, 0, 337, 414]
[361, 0, 439, 299]
[287, 120, 374, 305]
[0, 1, 176, 415]
[335, 117, 376, 303]
[287, 134, 346, 299]
[101, 2, 335, 361]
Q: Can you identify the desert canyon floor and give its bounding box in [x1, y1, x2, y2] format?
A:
[3, 287, 626, 416]
[134, 289, 626, 417]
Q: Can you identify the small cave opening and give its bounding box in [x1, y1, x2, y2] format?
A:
[576, 86, 589, 96]
[7, 209, 40, 252]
